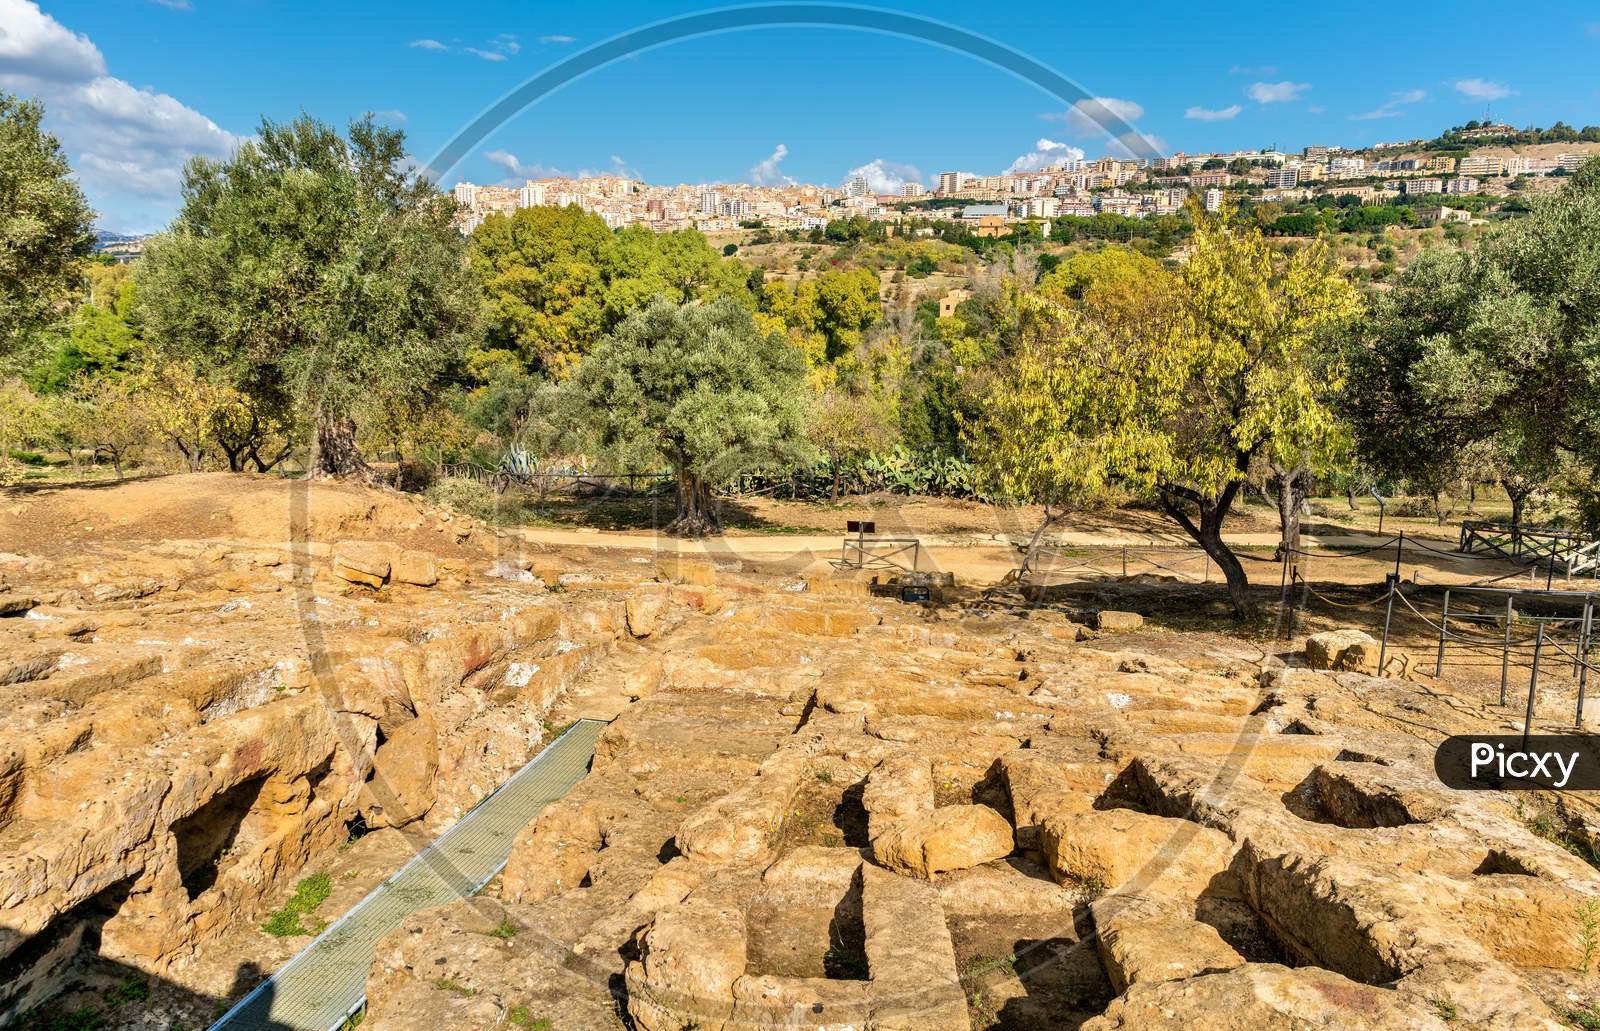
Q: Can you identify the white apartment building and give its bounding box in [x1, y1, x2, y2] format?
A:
[1152, 188, 1188, 213]
[900, 182, 926, 197]
[844, 174, 872, 198]
[700, 191, 722, 214]
[1024, 196, 1059, 218]
[518, 182, 545, 208]
[1329, 157, 1366, 173]
[1203, 188, 1223, 213]
[936, 171, 970, 195]
[453, 182, 478, 207]
[1458, 155, 1505, 177]
[1404, 178, 1444, 195]
[1559, 153, 1592, 173]
[1096, 194, 1142, 217]
[1444, 177, 1480, 194]
[1265, 168, 1299, 189]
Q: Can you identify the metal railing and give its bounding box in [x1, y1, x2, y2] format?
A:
[208, 719, 607, 1031]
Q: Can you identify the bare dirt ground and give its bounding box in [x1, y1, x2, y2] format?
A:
[5, 474, 1600, 1031]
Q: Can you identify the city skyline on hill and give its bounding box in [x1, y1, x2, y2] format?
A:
[6, 0, 1600, 231]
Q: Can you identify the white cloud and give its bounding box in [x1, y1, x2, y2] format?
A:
[1185, 104, 1244, 121]
[1247, 81, 1310, 104]
[1007, 137, 1084, 173]
[419, 34, 519, 61]
[1454, 78, 1514, 101]
[0, 0, 242, 229]
[481, 149, 636, 185]
[846, 159, 920, 194]
[1229, 65, 1277, 76]
[748, 143, 794, 186]
[484, 149, 542, 179]
[148, 0, 192, 8]
[539, 34, 576, 44]
[1049, 96, 1145, 136]
[0, 0, 105, 81]
[1307, 105, 1327, 115]
[1350, 89, 1426, 121]
[370, 109, 407, 124]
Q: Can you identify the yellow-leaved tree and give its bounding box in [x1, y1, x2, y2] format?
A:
[970, 208, 1360, 618]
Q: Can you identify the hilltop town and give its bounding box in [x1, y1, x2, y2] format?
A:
[448, 120, 1600, 237]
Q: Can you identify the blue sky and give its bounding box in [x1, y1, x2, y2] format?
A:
[6, 0, 1600, 231]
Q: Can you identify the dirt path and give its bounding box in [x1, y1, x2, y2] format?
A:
[511, 524, 1502, 589]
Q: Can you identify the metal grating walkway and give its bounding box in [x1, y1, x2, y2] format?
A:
[209, 718, 608, 1031]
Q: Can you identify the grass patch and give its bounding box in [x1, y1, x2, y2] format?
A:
[507, 1006, 551, 1029]
[1431, 995, 1459, 1022]
[1562, 1005, 1600, 1030]
[1518, 802, 1600, 870]
[112, 975, 148, 1005]
[434, 978, 475, 997]
[19, 1007, 104, 1031]
[541, 719, 578, 740]
[262, 872, 333, 937]
[1070, 874, 1108, 900]
[967, 988, 999, 1029]
[491, 917, 518, 940]
[958, 953, 1018, 982]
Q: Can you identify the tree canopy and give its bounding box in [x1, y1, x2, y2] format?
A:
[136, 113, 480, 478]
[1346, 164, 1600, 528]
[0, 92, 96, 366]
[972, 206, 1360, 615]
[470, 207, 749, 378]
[560, 296, 813, 536]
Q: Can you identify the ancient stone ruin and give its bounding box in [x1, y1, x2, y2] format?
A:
[2, 477, 1597, 1029]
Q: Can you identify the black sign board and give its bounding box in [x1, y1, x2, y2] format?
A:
[847, 520, 877, 534]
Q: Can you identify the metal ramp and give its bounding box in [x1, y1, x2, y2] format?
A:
[1459, 520, 1600, 578]
[209, 718, 608, 1031]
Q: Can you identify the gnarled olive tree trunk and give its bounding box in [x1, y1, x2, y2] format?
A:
[666, 467, 720, 537]
[312, 414, 372, 481]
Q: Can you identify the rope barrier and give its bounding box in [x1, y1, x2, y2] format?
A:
[1280, 537, 1402, 559]
[1295, 580, 1391, 611]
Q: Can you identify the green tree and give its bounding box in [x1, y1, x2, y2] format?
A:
[33, 264, 142, 391]
[471, 208, 747, 377]
[1347, 164, 1600, 531]
[561, 297, 813, 536]
[972, 206, 1359, 617]
[765, 268, 882, 366]
[0, 92, 96, 365]
[137, 114, 480, 479]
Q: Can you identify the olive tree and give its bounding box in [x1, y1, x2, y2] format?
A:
[0, 92, 95, 364]
[561, 296, 813, 536]
[1346, 163, 1600, 531]
[137, 114, 479, 479]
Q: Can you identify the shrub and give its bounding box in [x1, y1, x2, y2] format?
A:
[424, 476, 501, 523]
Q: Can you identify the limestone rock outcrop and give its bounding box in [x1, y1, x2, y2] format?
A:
[870, 804, 1014, 878]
